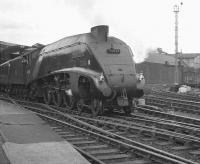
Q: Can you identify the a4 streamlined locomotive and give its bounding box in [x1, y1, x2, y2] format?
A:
[0, 25, 145, 116]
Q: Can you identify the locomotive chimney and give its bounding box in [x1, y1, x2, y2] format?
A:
[91, 25, 109, 41]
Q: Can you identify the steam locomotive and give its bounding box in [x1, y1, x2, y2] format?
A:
[0, 25, 145, 116]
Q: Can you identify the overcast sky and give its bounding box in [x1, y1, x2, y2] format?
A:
[0, 0, 200, 62]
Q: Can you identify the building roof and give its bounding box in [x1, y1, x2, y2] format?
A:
[143, 49, 200, 67]
[144, 52, 175, 65]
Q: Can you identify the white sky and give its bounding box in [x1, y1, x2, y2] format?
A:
[0, 0, 200, 62]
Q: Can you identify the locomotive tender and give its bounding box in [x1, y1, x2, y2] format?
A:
[0, 25, 145, 116]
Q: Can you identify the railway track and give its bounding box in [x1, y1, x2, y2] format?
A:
[15, 97, 200, 138]
[0, 95, 196, 164]
[4, 94, 200, 130]
[101, 114, 200, 139]
[26, 105, 200, 163]
[132, 105, 200, 128]
[146, 94, 200, 106]
[72, 115, 200, 163]
[150, 90, 200, 102]
[144, 94, 200, 116]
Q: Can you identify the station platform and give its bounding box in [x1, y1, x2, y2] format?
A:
[0, 100, 90, 164]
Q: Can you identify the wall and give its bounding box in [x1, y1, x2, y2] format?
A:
[136, 62, 183, 84]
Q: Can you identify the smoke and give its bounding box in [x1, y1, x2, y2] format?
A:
[63, 0, 107, 25]
[140, 47, 167, 64]
[92, 14, 106, 26]
[0, 20, 31, 30]
[65, 0, 97, 13]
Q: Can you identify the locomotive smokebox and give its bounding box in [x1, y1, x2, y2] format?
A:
[91, 25, 109, 41]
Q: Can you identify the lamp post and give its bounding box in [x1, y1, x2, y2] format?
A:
[174, 4, 179, 84]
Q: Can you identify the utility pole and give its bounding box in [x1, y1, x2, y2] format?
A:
[174, 4, 179, 84]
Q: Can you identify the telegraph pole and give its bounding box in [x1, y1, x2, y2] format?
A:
[174, 4, 179, 84]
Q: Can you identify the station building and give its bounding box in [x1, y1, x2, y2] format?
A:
[136, 48, 200, 86]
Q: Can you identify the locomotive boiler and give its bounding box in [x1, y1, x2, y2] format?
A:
[0, 25, 145, 116]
